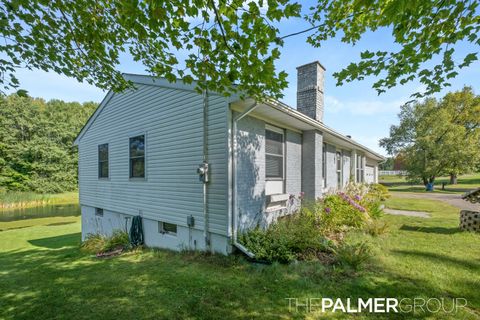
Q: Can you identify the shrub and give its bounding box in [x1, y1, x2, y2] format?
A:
[344, 182, 370, 199]
[364, 220, 389, 237]
[81, 230, 130, 254]
[105, 230, 130, 251]
[321, 194, 369, 233]
[367, 183, 390, 201]
[239, 213, 334, 263]
[334, 240, 372, 270]
[240, 182, 384, 264]
[81, 233, 107, 254]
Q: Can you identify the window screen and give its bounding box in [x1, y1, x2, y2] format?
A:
[159, 221, 177, 235]
[265, 129, 284, 179]
[98, 144, 109, 178]
[129, 135, 145, 178]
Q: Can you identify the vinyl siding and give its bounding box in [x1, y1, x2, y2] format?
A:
[78, 83, 229, 236]
[342, 151, 351, 187]
[325, 143, 337, 189]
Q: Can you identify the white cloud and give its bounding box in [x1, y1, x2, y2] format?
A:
[325, 95, 407, 115]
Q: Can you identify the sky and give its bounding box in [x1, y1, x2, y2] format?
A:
[9, 3, 480, 156]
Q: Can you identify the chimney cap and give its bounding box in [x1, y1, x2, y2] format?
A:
[296, 60, 326, 71]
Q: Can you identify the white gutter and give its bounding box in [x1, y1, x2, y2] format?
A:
[231, 102, 258, 258]
[264, 99, 386, 161]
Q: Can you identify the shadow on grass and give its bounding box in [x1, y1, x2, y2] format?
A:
[0, 235, 478, 319]
[45, 221, 77, 227]
[28, 232, 81, 249]
[392, 250, 480, 272]
[400, 225, 461, 235]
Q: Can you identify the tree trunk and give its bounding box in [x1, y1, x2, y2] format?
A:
[449, 173, 457, 185]
[422, 177, 428, 186]
[425, 176, 435, 191]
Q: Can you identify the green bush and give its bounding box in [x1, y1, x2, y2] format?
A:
[240, 183, 385, 264]
[334, 240, 372, 270]
[81, 230, 130, 254]
[364, 219, 389, 237]
[105, 230, 130, 251]
[239, 213, 334, 263]
[81, 233, 107, 254]
[367, 183, 390, 201]
[321, 194, 369, 232]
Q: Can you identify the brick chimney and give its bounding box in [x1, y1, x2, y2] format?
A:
[296, 61, 325, 122]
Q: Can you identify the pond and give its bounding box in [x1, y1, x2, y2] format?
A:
[0, 204, 80, 222]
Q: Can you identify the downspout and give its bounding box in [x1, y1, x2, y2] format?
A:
[232, 102, 258, 258]
[202, 87, 210, 252]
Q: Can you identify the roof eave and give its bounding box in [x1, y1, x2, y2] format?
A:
[262, 99, 386, 161]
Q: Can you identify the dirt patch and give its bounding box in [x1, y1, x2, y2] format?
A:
[391, 192, 480, 211]
[384, 208, 430, 218]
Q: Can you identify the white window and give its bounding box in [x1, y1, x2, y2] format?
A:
[158, 221, 177, 235]
[98, 143, 109, 179]
[356, 155, 364, 183]
[336, 151, 342, 187]
[129, 135, 145, 178]
[265, 129, 284, 179]
[322, 143, 327, 187]
[265, 126, 285, 195]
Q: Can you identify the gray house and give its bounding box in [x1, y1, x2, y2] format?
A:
[74, 61, 384, 255]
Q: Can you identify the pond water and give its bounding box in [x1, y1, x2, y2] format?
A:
[0, 204, 80, 222]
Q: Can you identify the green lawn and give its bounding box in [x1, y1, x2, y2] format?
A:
[0, 197, 479, 319]
[379, 173, 480, 194]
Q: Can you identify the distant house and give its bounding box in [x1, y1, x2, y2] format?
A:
[74, 61, 384, 255]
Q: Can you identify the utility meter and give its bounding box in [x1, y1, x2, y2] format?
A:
[197, 162, 209, 183]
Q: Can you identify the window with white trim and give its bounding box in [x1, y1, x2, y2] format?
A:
[356, 155, 364, 183]
[336, 151, 342, 187]
[98, 143, 109, 178]
[129, 135, 145, 178]
[322, 143, 327, 187]
[265, 129, 284, 179]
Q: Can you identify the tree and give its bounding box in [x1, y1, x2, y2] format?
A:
[378, 157, 394, 171]
[1, 1, 479, 99]
[380, 87, 480, 188]
[0, 94, 96, 193]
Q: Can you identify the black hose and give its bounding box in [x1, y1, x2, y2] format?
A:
[129, 215, 144, 247]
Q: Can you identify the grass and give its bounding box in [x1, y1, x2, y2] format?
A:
[0, 197, 479, 319]
[0, 191, 78, 210]
[379, 173, 480, 194]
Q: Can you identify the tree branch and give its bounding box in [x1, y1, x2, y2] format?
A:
[278, 9, 374, 40]
[210, 0, 240, 58]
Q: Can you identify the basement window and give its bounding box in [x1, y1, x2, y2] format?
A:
[158, 221, 177, 235]
[95, 208, 104, 217]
